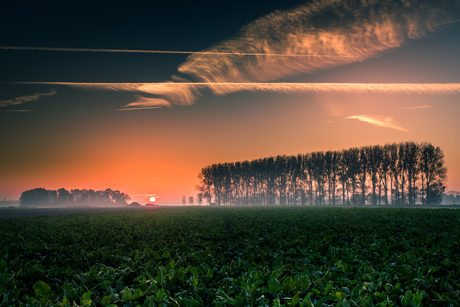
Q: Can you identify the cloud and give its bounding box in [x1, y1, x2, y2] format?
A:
[347, 115, 408, 132]
[20, 82, 460, 106]
[0, 109, 30, 112]
[21, 82, 201, 105]
[0, 89, 56, 108]
[118, 95, 172, 111]
[0, 45, 355, 57]
[398, 105, 432, 109]
[5, 1, 459, 107]
[178, 0, 459, 95]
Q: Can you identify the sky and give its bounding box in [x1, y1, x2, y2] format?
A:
[1, 0, 460, 205]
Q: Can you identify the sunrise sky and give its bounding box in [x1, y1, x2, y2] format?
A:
[1, 0, 460, 205]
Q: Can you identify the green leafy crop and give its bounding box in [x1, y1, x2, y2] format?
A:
[0, 206, 459, 306]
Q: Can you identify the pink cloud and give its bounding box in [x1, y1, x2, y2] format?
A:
[347, 115, 408, 132]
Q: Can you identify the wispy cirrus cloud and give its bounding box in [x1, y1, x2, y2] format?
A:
[347, 115, 408, 132]
[0, 109, 30, 112]
[398, 105, 432, 109]
[4, 0, 459, 107]
[178, 0, 459, 93]
[118, 96, 172, 111]
[0, 89, 56, 108]
[18, 82, 460, 107]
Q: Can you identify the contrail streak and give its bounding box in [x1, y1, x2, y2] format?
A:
[0, 109, 30, 112]
[15, 81, 460, 94]
[13, 82, 460, 106]
[0, 46, 355, 57]
[430, 18, 460, 27]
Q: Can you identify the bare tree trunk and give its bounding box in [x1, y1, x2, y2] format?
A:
[421, 175, 425, 205]
[384, 176, 388, 205]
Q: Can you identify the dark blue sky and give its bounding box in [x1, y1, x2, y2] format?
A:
[0, 0, 305, 82]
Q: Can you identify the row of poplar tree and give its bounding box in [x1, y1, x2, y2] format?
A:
[196, 142, 447, 206]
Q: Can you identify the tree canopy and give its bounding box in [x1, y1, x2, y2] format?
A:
[196, 142, 447, 206]
[20, 188, 130, 207]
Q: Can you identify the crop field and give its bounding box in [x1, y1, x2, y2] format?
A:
[1, 207, 460, 306]
[0, 206, 161, 220]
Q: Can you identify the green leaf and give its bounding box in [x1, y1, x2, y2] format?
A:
[80, 290, 92, 307]
[122, 286, 132, 300]
[2, 292, 9, 305]
[0, 284, 6, 296]
[2, 268, 8, 284]
[300, 294, 314, 307]
[155, 288, 165, 302]
[187, 298, 202, 307]
[315, 296, 333, 307]
[33, 280, 52, 297]
[59, 297, 69, 307]
[290, 291, 302, 306]
[283, 276, 295, 294]
[333, 291, 347, 302]
[323, 281, 334, 296]
[102, 295, 112, 306]
[268, 278, 283, 294]
[205, 268, 213, 280]
[133, 288, 144, 300]
[412, 292, 423, 306]
[193, 277, 199, 288]
[10, 288, 19, 299]
[405, 290, 412, 302]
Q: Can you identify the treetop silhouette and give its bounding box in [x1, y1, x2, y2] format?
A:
[196, 142, 446, 206]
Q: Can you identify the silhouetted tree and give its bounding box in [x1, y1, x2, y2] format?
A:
[367, 145, 382, 205]
[20, 187, 130, 207]
[20, 188, 51, 206]
[196, 142, 447, 207]
[337, 150, 349, 205]
[387, 144, 399, 205]
[404, 142, 420, 205]
[110, 190, 130, 205]
[57, 188, 72, 204]
[419, 143, 447, 204]
[358, 147, 369, 205]
[380, 145, 392, 205]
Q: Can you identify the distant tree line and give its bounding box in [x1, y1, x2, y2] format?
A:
[19, 188, 130, 207]
[196, 142, 447, 206]
[442, 191, 460, 205]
